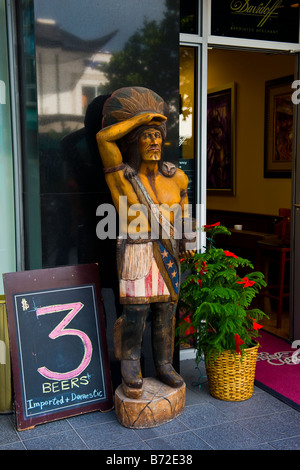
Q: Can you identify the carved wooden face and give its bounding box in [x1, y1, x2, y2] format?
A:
[138, 127, 163, 161]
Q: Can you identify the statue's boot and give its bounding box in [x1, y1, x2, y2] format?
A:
[114, 304, 148, 399]
[151, 302, 184, 388]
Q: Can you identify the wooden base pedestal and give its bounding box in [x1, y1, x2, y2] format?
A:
[114, 377, 186, 429]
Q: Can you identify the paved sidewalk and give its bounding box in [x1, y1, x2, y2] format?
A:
[0, 359, 299, 450]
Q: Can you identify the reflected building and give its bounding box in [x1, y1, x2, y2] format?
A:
[29, 19, 117, 271]
[35, 18, 115, 133]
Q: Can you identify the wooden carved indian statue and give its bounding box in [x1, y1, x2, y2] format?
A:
[96, 87, 195, 399]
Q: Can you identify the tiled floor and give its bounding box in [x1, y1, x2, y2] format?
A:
[1, 359, 300, 450]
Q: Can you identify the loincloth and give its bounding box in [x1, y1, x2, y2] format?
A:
[117, 237, 179, 305]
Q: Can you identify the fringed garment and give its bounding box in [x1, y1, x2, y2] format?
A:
[116, 167, 181, 305]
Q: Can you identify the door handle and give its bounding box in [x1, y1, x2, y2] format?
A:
[294, 204, 300, 207]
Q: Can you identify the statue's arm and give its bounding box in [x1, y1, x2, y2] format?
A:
[96, 112, 166, 169]
[173, 168, 189, 216]
[96, 112, 166, 233]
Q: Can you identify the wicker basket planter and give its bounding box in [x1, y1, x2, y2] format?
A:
[205, 343, 259, 402]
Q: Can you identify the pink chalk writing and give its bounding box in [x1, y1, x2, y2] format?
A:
[36, 302, 93, 380]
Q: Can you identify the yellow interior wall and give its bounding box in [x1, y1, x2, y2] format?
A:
[207, 49, 295, 216]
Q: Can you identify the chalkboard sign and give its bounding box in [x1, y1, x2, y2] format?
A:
[3, 263, 113, 431]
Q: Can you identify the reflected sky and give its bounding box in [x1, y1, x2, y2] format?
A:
[34, 0, 167, 52]
[22, 0, 180, 272]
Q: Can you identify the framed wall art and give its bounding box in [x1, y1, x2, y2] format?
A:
[264, 75, 293, 179]
[207, 82, 236, 195]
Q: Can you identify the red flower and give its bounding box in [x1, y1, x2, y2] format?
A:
[195, 261, 207, 275]
[180, 258, 185, 263]
[203, 222, 220, 229]
[224, 250, 238, 259]
[234, 333, 244, 355]
[236, 277, 255, 288]
[200, 261, 207, 275]
[197, 279, 203, 287]
[184, 316, 195, 336]
[253, 321, 263, 330]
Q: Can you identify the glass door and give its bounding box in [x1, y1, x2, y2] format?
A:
[180, 0, 300, 342]
[206, 47, 296, 340]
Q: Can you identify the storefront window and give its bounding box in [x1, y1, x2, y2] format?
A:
[17, 0, 180, 273]
[180, 0, 200, 35]
[179, 46, 197, 210]
[0, 0, 16, 293]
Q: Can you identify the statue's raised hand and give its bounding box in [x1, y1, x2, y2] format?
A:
[137, 112, 167, 127]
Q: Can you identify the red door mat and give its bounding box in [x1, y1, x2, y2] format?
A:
[255, 330, 300, 411]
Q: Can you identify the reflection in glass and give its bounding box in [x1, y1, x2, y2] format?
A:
[180, 47, 196, 159]
[19, 0, 180, 273]
[179, 46, 196, 209]
[180, 0, 199, 34]
[33, 1, 179, 163]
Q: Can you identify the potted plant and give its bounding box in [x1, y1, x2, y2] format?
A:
[178, 222, 268, 401]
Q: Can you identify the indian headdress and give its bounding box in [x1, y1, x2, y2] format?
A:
[102, 87, 169, 140]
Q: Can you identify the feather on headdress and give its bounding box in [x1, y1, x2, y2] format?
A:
[102, 87, 168, 138]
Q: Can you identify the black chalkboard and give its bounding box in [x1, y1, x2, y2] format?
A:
[3, 263, 113, 431]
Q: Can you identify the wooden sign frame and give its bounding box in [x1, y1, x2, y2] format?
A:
[3, 263, 113, 431]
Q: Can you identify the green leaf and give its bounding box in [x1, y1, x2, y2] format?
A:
[178, 223, 268, 361]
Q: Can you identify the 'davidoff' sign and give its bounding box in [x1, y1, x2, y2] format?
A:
[211, 0, 299, 43]
[3, 264, 113, 431]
